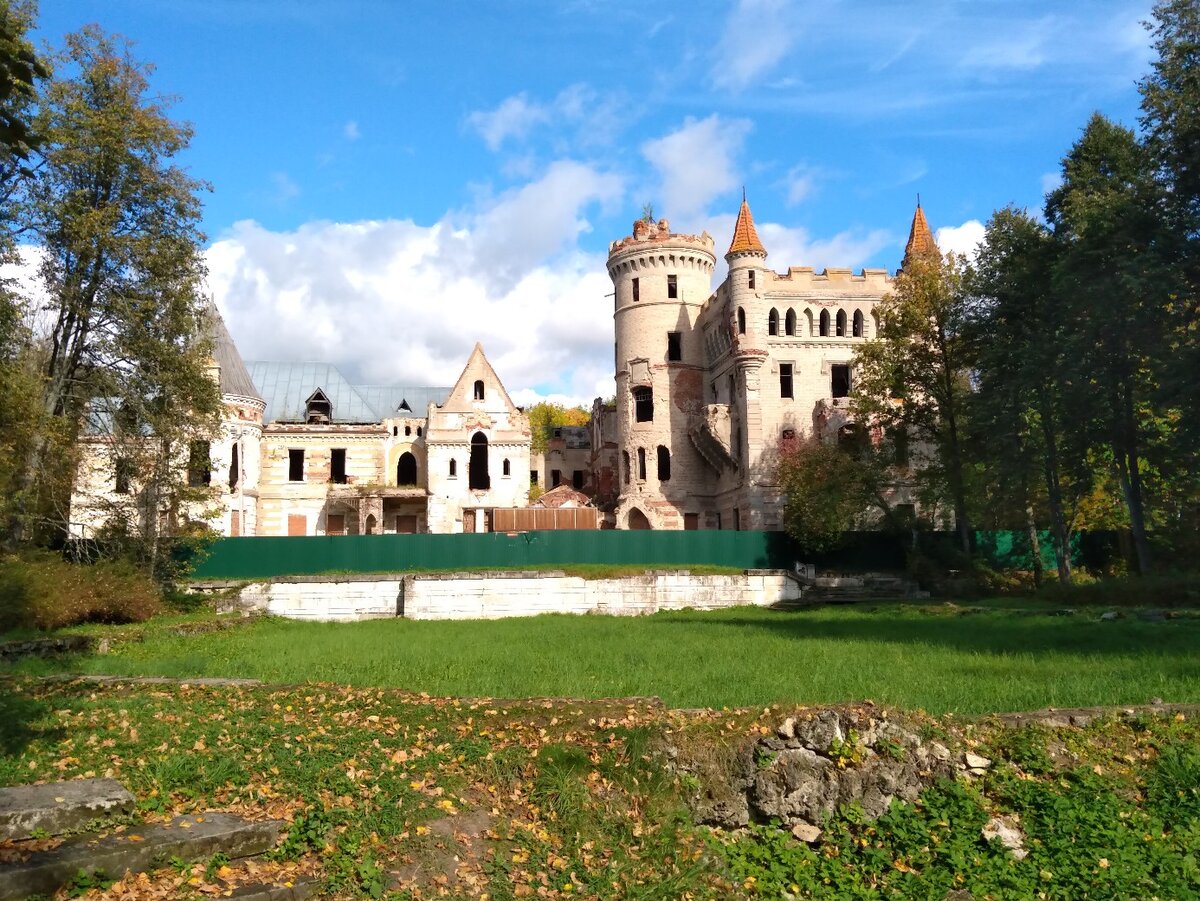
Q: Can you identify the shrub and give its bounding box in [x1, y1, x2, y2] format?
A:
[1039, 571, 1200, 607]
[0, 551, 162, 631]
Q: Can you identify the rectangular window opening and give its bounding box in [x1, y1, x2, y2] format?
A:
[633, 386, 653, 422]
[831, 364, 851, 398]
[551, 469, 561, 488]
[572, 470, 584, 490]
[748, 271, 756, 289]
[780, 363, 794, 399]
[330, 448, 347, 484]
[530, 470, 539, 485]
[288, 448, 304, 482]
[187, 440, 211, 487]
[326, 513, 346, 535]
[632, 277, 640, 302]
[667, 331, 682, 362]
[667, 274, 678, 299]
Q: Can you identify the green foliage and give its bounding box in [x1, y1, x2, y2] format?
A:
[66, 869, 113, 897]
[776, 437, 875, 552]
[1145, 744, 1200, 826]
[0, 550, 161, 629]
[526, 401, 589, 454]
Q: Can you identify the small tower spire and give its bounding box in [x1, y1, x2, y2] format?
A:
[902, 199, 938, 269]
[726, 195, 766, 259]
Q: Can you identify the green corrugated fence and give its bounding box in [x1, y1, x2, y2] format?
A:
[182, 529, 1111, 581]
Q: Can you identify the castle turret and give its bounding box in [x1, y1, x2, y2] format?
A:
[902, 200, 940, 270]
[607, 217, 715, 529]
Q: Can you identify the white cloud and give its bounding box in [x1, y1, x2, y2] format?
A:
[711, 0, 801, 91]
[343, 120, 361, 141]
[206, 162, 623, 407]
[270, 171, 300, 205]
[783, 164, 817, 206]
[1040, 170, 1063, 196]
[466, 84, 624, 153]
[641, 115, 751, 227]
[466, 93, 550, 151]
[935, 220, 986, 261]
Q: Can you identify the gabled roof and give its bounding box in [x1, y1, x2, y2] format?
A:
[531, 484, 592, 509]
[727, 196, 766, 257]
[440, 343, 520, 415]
[903, 202, 940, 267]
[205, 305, 264, 402]
[246, 361, 451, 425]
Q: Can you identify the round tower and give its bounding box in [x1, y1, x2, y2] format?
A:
[607, 217, 715, 529]
[725, 194, 769, 346]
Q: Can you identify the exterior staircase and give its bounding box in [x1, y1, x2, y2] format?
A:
[773, 567, 928, 610]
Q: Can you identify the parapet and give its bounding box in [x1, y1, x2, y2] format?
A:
[773, 266, 894, 288]
[608, 217, 715, 257]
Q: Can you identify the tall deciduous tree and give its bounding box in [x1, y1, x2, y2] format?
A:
[853, 253, 974, 554]
[4, 25, 219, 561]
[1045, 113, 1167, 575]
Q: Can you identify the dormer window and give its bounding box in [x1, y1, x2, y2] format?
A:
[398, 399, 411, 412]
[305, 388, 332, 424]
[473, 380, 485, 401]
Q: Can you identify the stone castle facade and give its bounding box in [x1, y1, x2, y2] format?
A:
[69, 200, 935, 536]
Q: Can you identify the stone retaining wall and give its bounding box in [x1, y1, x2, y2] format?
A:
[236, 570, 802, 622]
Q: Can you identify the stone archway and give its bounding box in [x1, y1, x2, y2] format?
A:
[627, 507, 651, 530]
[396, 452, 418, 486]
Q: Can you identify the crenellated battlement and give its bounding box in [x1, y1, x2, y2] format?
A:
[607, 218, 716, 275]
[773, 266, 894, 288]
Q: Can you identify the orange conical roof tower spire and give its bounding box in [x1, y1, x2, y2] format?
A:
[726, 190, 767, 259]
[902, 197, 939, 268]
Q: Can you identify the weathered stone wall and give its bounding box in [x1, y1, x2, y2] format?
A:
[236, 570, 802, 621]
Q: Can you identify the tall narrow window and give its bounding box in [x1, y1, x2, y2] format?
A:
[667, 274, 678, 299]
[656, 446, 671, 481]
[551, 469, 561, 488]
[530, 469, 539, 485]
[785, 309, 796, 336]
[397, 452, 417, 486]
[893, 427, 910, 468]
[836, 309, 847, 337]
[780, 363, 794, 399]
[768, 309, 779, 335]
[572, 470, 584, 490]
[819, 309, 830, 337]
[666, 331, 682, 362]
[503, 458, 511, 476]
[288, 448, 304, 482]
[633, 386, 653, 422]
[469, 431, 490, 489]
[853, 309, 864, 337]
[330, 448, 347, 484]
[831, 364, 851, 398]
[229, 444, 239, 490]
[622, 451, 630, 484]
[748, 270, 756, 289]
[114, 458, 133, 495]
[637, 447, 646, 480]
[473, 380, 485, 400]
[632, 277, 640, 302]
[737, 307, 746, 334]
[449, 458, 457, 478]
[187, 440, 211, 487]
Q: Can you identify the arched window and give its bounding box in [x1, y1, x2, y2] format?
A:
[397, 452, 417, 486]
[853, 309, 864, 337]
[737, 307, 746, 334]
[785, 309, 796, 336]
[417, 426, 423, 438]
[657, 446, 671, 481]
[836, 309, 847, 337]
[449, 458, 457, 477]
[473, 380, 485, 400]
[819, 309, 830, 337]
[404, 424, 411, 436]
[469, 431, 490, 489]
[502, 458, 510, 476]
[637, 447, 646, 480]
[768, 308, 779, 336]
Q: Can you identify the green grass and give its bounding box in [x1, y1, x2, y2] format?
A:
[5, 602, 1199, 714]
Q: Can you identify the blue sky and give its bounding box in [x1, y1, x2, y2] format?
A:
[34, 0, 1154, 405]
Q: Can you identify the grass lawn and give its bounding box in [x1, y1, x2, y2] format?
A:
[5, 601, 1199, 714]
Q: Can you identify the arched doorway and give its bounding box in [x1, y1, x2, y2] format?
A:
[628, 508, 651, 530]
[396, 452, 417, 486]
[469, 431, 490, 489]
[364, 514, 377, 535]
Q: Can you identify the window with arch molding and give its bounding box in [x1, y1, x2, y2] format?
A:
[819, 310, 830, 337]
[836, 309, 847, 337]
[473, 380, 485, 401]
[737, 307, 746, 334]
[449, 458, 457, 477]
[785, 309, 796, 336]
[853, 309, 864, 338]
[502, 458, 510, 476]
[768, 308, 779, 335]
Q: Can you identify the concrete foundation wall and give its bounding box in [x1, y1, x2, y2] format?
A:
[237, 570, 802, 622]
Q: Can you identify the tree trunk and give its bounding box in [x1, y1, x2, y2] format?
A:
[1025, 504, 1044, 589]
[1038, 411, 1073, 584]
[1114, 382, 1153, 575]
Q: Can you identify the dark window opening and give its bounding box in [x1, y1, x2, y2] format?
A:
[404, 425, 411, 436]
[836, 309, 847, 337]
[551, 469, 562, 488]
[288, 448, 304, 482]
[187, 440, 211, 487]
[733, 507, 741, 531]
[397, 452, 418, 486]
[667, 274, 678, 298]
[392, 426, 398, 436]
[633, 386, 653, 422]
[667, 331, 682, 362]
[469, 431, 490, 489]
[785, 309, 796, 336]
[656, 446, 671, 481]
[768, 309, 779, 335]
[632, 277, 640, 302]
[622, 451, 630, 484]
[503, 458, 511, 477]
[781, 428, 798, 452]
[449, 458, 457, 478]
[229, 444, 239, 490]
[305, 389, 331, 423]
[530, 469, 539, 485]
[831, 364, 851, 398]
[637, 447, 646, 480]
[572, 469, 584, 490]
[819, 310, 830, 337]
[737, 307, 746, 334]
[326, 513, 346, 536]
[473, 380, 485, 401]
[894, 427, 910, 468]
[398, 399, 411, 412]
[748, 270, 756, 289]
[114, 458, 133, 495]
[417, 426, 422, 437]
[780, 363, 794, 399]
[330, 448, 347, 484]
[684, 512, 699, 530]
[853, 309, 864, 337]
